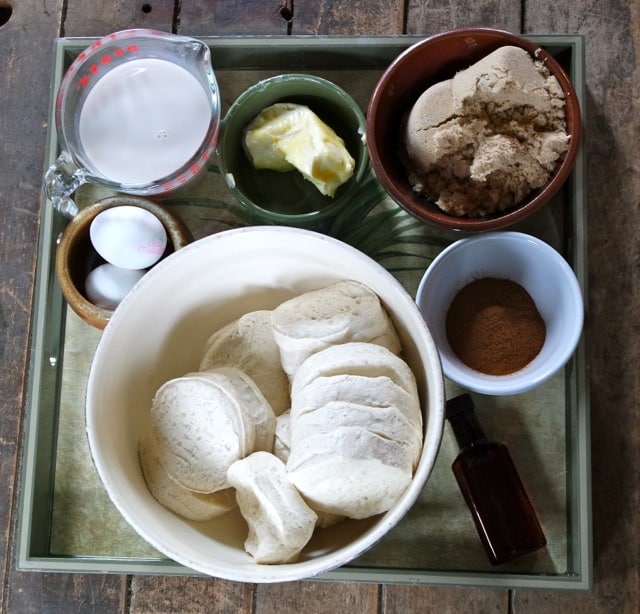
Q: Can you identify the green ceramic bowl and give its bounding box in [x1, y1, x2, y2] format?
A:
[217, 74, 368, 230]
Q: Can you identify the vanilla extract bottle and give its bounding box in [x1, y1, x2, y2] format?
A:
[446, 393, 547, 565]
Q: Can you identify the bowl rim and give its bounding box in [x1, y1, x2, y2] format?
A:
[366, 27, 582, 232]
[86, 225, 446, 581]
[217, 74, 369, 226]
[415, 231, 584, 395]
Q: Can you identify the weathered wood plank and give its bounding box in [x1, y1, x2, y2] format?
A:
[384, 6, 520, 614]
[5, 573, 128, 614]
[292, 0, 404, 35]
[404, 0, 521, 36]
[0, 2, 147, 613]
[130, 576, 254, 614]
[515, 1, 640, 610]
[217, 3, 404, 611]
[62, 0, 175, 36]
[245, 3, 405, 610]
[0, 1, 109, 612]
[382, 585, 510, 613]
[255, 581, 379, 614]
[178, 0, 289, 35]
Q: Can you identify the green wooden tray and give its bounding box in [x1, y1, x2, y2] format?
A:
[17, 34, 591, 590]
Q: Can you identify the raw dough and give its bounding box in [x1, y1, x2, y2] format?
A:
[199, 310, 290, 416]
[227, 451, 317, 564]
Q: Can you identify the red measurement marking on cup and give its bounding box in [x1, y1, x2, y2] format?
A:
[76, 45, 140, 89]
[160, 178, 179, 192]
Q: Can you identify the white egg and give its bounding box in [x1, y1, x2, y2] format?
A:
[89, 205, 168, 270]
[85, 263, 146, 310]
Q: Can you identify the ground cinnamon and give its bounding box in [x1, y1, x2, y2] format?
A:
[445, 277, 546, 375]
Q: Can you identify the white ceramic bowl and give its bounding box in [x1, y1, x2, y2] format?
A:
[416, 231, 583, 396]
[86, 226, 445, 583]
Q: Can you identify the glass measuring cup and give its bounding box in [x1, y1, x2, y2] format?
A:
[43, 29, 221, 218]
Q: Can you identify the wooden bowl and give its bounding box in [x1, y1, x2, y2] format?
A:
[55, 196, 193, 329]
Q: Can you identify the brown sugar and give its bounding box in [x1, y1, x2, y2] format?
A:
[403, 46, 569, 217]
[445, 278, 546, 375]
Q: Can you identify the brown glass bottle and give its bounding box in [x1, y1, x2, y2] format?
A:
[446, 393, 546, 565]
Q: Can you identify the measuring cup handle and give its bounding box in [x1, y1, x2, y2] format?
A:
[42, 151, 88, 219]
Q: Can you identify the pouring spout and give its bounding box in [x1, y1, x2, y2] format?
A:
[169, 35, 211, 65]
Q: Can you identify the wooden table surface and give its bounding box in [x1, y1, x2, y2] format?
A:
[1, 0, 638, 612]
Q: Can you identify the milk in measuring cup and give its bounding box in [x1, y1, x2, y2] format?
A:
[78, 58, 211, 185]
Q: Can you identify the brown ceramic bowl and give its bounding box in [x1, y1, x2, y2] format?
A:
[55, 196, 193, 329]
[366, 28, 582, 232]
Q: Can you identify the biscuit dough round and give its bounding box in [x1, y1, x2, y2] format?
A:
[271, 280, 401, 377]
[291, 373, 422, 430]
[199, 310, 290, 416]
[139, 436, 236, 521]
[150, 375, 255, 493]
[194, 367, 276, 454]
[291, 341, 418, 399]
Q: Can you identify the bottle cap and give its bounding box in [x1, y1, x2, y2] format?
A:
[446, 393, 475, 420]
[446, 393, 487, 448]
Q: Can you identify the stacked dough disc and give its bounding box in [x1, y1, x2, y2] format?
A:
[286, 342, 423, 519]
[271, 280, 401, 377]
[138, 280, 424, 564]
[138, 436, 237, 522]
[199, 310, 290, 416]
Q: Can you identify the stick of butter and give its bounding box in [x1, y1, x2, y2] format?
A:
[243, 103, 355, 198]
